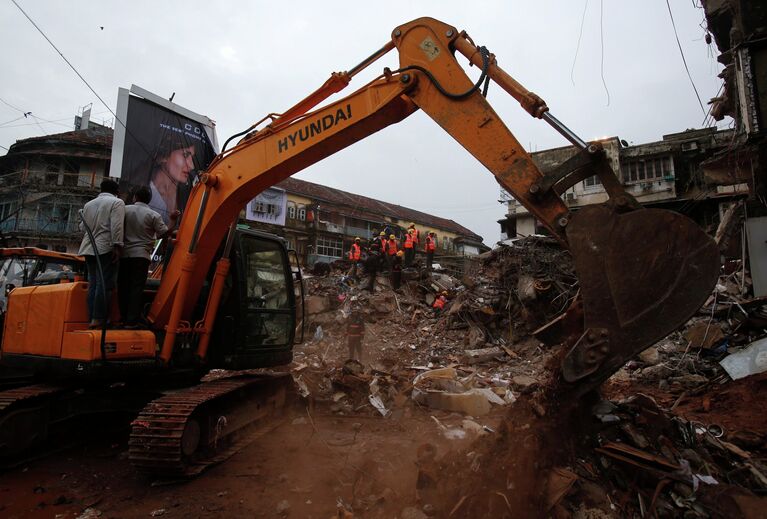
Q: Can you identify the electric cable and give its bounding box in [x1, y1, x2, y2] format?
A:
[599, 0, 611, 106]
[0, 96, 25, 113]
[665, 0, 707, 115]
[571, 0, 589, 86]
[10, 0, 155, 164]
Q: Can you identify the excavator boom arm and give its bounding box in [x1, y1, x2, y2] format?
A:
[149, 18, 719, 395]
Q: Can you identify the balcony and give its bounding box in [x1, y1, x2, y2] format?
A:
[345, 226, 373, 239]
[0, 218, 80, 235]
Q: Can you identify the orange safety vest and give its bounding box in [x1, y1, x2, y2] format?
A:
[349, 243, 361, 261]
[433, 296, 446, 310]
[404, 233, 414, 249]
[413, 228, 420, 244]
[425, 236, 436, 252]
[387, 239, 398, 255]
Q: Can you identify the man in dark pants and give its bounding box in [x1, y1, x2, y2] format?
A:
[119, 186, 172, 327]
[79, 179, 125, 328]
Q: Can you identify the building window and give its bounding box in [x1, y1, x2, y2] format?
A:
[44, 158, 60, 185]
[623, 156, 673, 183]
[297, 205, 306, 221]
[316, 236, 342, 258]
[287, 202, 296, 220]
[583, 175, 601, 188]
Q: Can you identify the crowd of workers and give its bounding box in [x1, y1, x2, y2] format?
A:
[78, 179, 173, 329]
[346, 224, 440, 293]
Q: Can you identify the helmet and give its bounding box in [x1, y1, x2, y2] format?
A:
[441, 291, 448, 296]
[408, 228, 414, 233]
[355, 237, 361, 241]
[380, 231, 386, 236]
[389, 234, 396, 239]
[408, 223, 415, 228]
[397, 250, 404, 257]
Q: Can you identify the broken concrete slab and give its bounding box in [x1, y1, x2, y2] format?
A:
[462, 346, 504, 364]
[304, 295, 330, 315]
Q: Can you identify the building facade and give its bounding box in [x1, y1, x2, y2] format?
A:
[499, 128, 744, 240]
[0, 124, 111, 252]
[240, 177, 488, 270]
[0, 126, 487, 268]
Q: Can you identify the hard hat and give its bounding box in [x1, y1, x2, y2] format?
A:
[380, 231, 386, 236]
[408, 228, 414, 233]
[397, 250, 404, 257]
[389, 234, 396, 239]
[408, 223, 415, 228]
[355, 237, 360, 241]
[441, 291, 448, 296]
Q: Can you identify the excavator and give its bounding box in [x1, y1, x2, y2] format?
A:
[0, 17, 719, 476]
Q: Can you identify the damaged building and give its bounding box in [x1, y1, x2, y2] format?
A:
[499, 127, 746, 249]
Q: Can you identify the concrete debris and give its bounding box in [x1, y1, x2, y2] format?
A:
[462, 346, 504, 364]
[720, 337, 767, 380]
[279, 233, 767, 518]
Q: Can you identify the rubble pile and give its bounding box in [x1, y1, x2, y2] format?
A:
[290, 237, 767, 518]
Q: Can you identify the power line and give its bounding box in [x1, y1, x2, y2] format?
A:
[0, 115, 27, 127]
[10, 0, 154, 168]
[665, 0, 707, 115]
[9, 0, 120, 127]
[599, 0, 611, 106]
[570, 0, 589, 86]
[0, 96, 25, 113]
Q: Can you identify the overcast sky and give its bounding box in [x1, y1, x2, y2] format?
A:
[0, 1, 727, 245]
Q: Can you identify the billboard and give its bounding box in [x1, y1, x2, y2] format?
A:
[245, 187, 287, 226]
[109, 85, 218, 225]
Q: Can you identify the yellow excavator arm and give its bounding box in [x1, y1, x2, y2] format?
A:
[149, 17, 719, 394]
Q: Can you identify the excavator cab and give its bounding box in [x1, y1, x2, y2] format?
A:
[206, 229, 299, 370]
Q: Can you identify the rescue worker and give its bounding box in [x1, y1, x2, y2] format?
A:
[371, 231, 387, 255]
[432, 291, 448, 313]
[346, 311, 365, 361]
[403, 228, 415, 268]
[408, 224, 420, 247]
[386, 234, 398, 270]
[347, 237, 362, 279]
[390, 250, 404, 290]
[425, 231, 437, 270]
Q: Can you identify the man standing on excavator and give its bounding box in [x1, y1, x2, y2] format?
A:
[78, 179, 125, 328]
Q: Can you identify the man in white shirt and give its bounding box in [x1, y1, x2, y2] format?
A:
[78, 179, 125, 328]
[118, 186, 174, 327]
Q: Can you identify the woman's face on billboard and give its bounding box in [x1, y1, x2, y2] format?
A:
[162, 145, 195, 183]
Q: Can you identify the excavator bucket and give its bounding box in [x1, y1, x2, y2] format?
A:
[561, 205, 719, 392]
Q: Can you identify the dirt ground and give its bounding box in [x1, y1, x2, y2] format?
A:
[0, 383, 504, 519]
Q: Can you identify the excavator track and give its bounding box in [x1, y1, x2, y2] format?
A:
[0, 384, 70, 464]
[128, 373, 290, 478]
[0, 383, 160, 468]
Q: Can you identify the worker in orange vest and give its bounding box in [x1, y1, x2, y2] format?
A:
[347, 237, 362, 279]
[425, 231, 437, 270]
[432, 291, 448, 313]
[403, 228, 415, 268]
[386, 234, 398, 270]
[408, 224, 420, 247]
